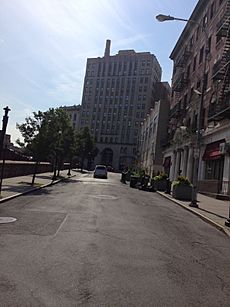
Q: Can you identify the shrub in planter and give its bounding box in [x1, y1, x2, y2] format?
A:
[130, 175, 139, 188]
[153, 172, 168, 191]
[172, 176, 193, 201]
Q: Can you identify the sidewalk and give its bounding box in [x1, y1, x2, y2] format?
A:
[157, 190, 230, 237]
[0, 170, 78, 203]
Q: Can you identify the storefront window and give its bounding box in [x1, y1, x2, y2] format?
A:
[205, 157, 224, 180]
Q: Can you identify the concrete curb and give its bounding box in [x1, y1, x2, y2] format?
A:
[157, 191, 230, 238]
[0, 175, 76, 205]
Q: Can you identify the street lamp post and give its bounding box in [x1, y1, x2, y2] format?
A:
[0, 145, 7, 196]
[0, 106, 11, 160]
[156, 14, 209, 207]
[0, 107, 11, 196]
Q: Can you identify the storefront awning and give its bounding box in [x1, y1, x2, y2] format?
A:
[202, 140, 225, 161]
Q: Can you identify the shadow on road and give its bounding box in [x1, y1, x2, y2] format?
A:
[1, 183, 41, 194]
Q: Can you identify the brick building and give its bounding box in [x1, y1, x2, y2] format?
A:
[163, 0, 230, 197]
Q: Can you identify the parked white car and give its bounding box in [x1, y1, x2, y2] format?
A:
[93, 165, 108, 179]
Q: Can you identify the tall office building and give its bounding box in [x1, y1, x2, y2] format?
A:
[80, 40, 162, 170]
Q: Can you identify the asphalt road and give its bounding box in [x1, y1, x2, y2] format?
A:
[0, 172, 230, 307]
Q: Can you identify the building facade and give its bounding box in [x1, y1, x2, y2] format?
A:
[61, 105, 81, 130]
[138, 82, 171, 176]
[80, 40, 162, 170]
[163, 0, 230, 197]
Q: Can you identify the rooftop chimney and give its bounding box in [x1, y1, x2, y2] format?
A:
[104, 39, 111, 57]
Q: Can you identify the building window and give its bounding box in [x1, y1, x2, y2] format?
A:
[210, 2, 215, 19]
[205, 158, 224, 180]
[196, 27, 200, 41]
[186, 63, 191, 79]
[193, 55, 197, 71]
[202, 15, 208, 29]
[204, 72, 208, 91]
[208, 36, 212, 53]
[199, 46, 204, 64]
[183, 94, 188, 110]
[216, 33, 222, 45]
[189, 36, 194, 47]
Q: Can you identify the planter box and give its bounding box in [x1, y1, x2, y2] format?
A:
[172, 184, 193, 201]
[130, 176, 140, 188]
[154, 179, 168, 191]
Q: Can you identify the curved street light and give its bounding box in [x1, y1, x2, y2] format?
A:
[156, 14, 190, 23]
[156, 13, 210, 208]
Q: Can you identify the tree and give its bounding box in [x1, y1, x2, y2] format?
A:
[76, 127, 97, 171]
[17, 108, 76, 183]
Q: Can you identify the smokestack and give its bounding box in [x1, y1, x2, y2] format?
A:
[104, 39, 111, 57]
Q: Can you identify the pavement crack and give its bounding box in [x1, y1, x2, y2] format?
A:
[216, 274, 229, 291]
[191, 241, 206, 245]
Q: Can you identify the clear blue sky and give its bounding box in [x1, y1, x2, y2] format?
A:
[0, 0, 198, 143]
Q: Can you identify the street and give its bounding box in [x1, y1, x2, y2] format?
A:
[0, 172, 230, 307]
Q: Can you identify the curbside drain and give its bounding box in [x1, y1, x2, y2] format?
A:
[0, 217, 17, 224]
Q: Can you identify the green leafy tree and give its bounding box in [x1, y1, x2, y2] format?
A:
[76, 127, 97, 171]
[17, 108, 76, 182]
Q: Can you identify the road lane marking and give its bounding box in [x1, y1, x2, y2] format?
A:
[0, 217, 17, 224]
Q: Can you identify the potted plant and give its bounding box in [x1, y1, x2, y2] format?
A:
[129, 169, 143, 188]
[172, 176, 193, 201]
[152, 172, 168, 191]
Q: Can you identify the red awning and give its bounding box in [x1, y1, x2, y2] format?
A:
[202, 140, 225, 161]
[163, 156, 171, 167]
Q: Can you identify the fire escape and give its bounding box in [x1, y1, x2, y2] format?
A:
[167, 46, 192, 142]
[209, 1, 230, 121]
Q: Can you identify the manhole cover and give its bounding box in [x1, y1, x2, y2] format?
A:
[89, 195, 118, 200]
[0, 217, 17, 224]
